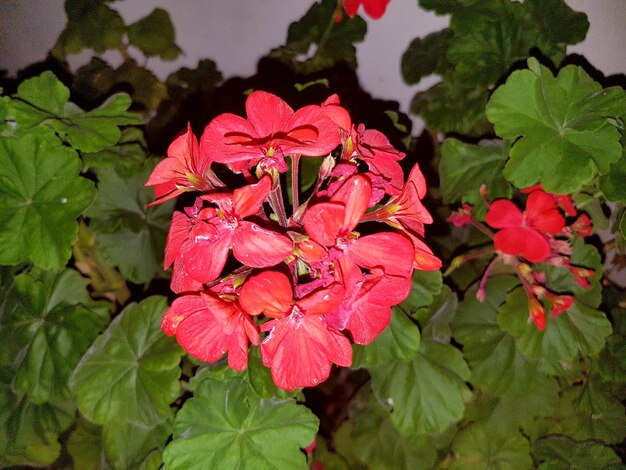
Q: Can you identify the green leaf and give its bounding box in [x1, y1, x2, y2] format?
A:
[83, 127, 148, 173]
[86, 159, 174, 284]
[401, 29, 453, 85]
[397, 269, 443, 314]
[411, 81, 491, 135]
[414, 285, 458, 343]
[352, 308, 421, 368]
[440, 138, 512, 219]
[599, 153, 626, 202]
[163, 378, 318, 470]
[557, 379, 626, 444]
[52, 0, 126, 57]
[12, 71, 141, 152]
[447, 1, 566, 88]
[335, 396, 439, 470]
[0, 367, 75, 468]
[0, 133, 96, 268]
[525, 0, 589, 45]
[70, 296, 183, 426]
[498, 289, 612, 373]
[67, 417, 108, 470]
[1, 268, 108, 403]
[103, 418, 171, 469]
[74, 58, 169, 112]
[127, 8, 182, 60]
[369, 340, 470, 435]
[486, 59, 626, 193]
[269, 0, 366, 73]
[450, 423, 532, 470]
[453, 277, 559, 434]
[532, 435, 622, 469]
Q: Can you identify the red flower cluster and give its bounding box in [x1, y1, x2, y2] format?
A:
[448, 185, 594, 331]
[147, 91, 439, 390]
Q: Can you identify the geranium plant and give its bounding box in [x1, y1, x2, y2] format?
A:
[0, 0, 624, 468]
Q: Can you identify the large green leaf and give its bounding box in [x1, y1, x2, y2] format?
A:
[52, 0, 125, 57]
[74, 58, 169, 113]
[0, 367, 75, 468]
[411, 80, 491, 136]
[453, 277, 559, 434]
[103, 418, 171, 469]
[70, 296, 183, 426]
[498, 289, 612, 372]
[486, 58, 626, 193]
[369, 340, 470, 435]
[269, 0, 366, 73]
[352, 308, 421, 368]
[163, 378, 318, 470]
[450, 423, 532, 470]
[532, 435, 622, 469]
[0, 268, 108, 403]
[12, 71, 140, 152]
[413, 285, 458, 343]
[86, 160, 174, 284]
[334, 395, 439, 470]
[447, 1, 565, 88]
[127, 8, 182, 60]
[0, 132, 95, 268]
[67, 417, 109, 470]
[525, 0, 589, 45]
[401, 29, 453, 85]
[557, 378, 626, 444]
[599, 153, 626, 202]
[440, 138, 512, 219]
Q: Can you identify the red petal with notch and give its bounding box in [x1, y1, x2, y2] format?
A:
[525, 191, 565, 234]
[239, 270, 293, 318]
[175, 294, 258, 370]
[232, 222, 293, 268]
[182, 223, 233, 283]
[485, 199, 524, 229]
[161, 295, 206, 336]
[494, 227, 551, 262]
[201, 112, 261, 163]
[282, 105, 341, 156]
[245, 91, 294, 139]
[350, 232, 414, 277]
[303, 202, 346, 246]
[260, 314, 352, 390]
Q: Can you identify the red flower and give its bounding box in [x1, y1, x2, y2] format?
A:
[161, 292, 259, 370]
[239, 270, 352, 391]
[145, 124, 213, 205]
[165, 176, 293, 292]
[485, 191, 565, 262]
[201, 91, 341, 174]
[303, 174, 414, 279]
[343, 0, 391, 19]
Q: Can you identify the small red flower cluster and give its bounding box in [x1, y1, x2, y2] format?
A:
[448, 185, 593, 331]
[342, 0, 391, 20]
[147, 91, 439, 390]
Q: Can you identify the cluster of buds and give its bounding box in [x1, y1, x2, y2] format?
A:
[448, 184, 594, 330]
[146, 91, 439, 390]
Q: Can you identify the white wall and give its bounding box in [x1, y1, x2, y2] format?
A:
[1, 0, 624, 122]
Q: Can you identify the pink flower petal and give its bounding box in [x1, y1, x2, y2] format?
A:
[239, 270, 294, 318]
[232, 222, 293, 268]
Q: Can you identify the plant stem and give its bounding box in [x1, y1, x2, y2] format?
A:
[268, 176, 289, 227]
[291, 155, 301, 212]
